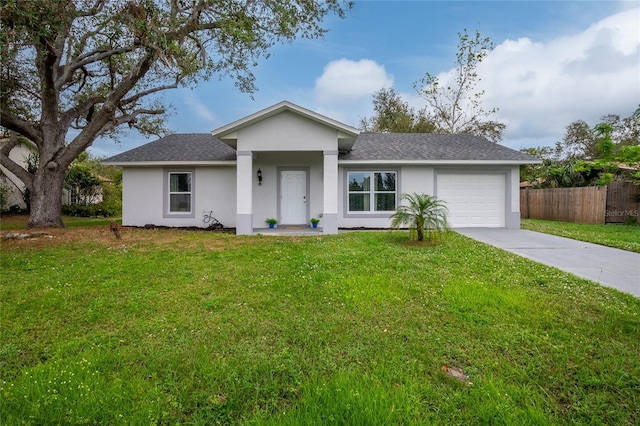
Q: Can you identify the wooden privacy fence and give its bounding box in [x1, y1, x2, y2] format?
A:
[520, 181, 640, 224]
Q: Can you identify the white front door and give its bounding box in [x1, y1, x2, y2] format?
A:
[280, 170, 307, 224]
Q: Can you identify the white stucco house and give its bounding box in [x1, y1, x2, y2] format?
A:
[103, 101, 539, 235]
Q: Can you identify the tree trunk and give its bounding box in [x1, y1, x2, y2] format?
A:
[415, 216, 425, 241]
[26, 167, 66, 228]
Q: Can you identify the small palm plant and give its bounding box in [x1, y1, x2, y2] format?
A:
[390, 193, 448, 242]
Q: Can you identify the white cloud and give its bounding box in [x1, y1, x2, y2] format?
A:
[428, 7, 640, 149]
[310, 58, 394, 126]
[314, 59, 393, 105]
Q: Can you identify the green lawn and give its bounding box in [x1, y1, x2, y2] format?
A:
[1, 229, 638, 425]
[521, 219, 640, 253]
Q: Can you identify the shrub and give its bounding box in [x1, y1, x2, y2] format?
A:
[62, 202, 119, 218]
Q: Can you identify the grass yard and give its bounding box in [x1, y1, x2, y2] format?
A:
[1, 226, 639, 425]
[521, 219, 640, 253]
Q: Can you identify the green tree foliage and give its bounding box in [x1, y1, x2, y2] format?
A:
[360, 88, 436, 133]
[62, 152, 123, 217]
[0, 0, 349, 228]
[390, 193, 448, 242]
[575, 121, 640, 185]
[413, 29, 505, 143]
[65, 163, 101, 206]
[554, 108, 640, 161]
[554, 120, 599, 160]
[521, 106, 640, 187]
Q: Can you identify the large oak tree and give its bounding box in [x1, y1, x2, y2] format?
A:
[0, 0, 348, 228]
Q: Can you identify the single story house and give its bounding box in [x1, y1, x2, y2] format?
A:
[103, 101, 539, 234]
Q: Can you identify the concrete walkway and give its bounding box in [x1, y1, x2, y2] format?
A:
[456, 228, 640, 297]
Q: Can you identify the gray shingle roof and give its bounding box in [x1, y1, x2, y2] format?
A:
[104, 132, 539, 164]
[340, 133, 538, 162]
[103, 133, 236, 163]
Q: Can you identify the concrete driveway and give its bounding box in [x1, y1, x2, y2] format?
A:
[456, 228, 640, 298]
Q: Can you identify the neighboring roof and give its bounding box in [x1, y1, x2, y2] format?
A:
[339, 133, 540, 164]
[102, 134, 236, 165]
[212, 100, 360, 151]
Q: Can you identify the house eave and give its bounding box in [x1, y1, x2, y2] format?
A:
[338, 159, 542, 166]
[102, 159, 541, 167]
[101, 160, 237, 167]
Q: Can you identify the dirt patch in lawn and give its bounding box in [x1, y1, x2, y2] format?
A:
[0, 225, 244, 251]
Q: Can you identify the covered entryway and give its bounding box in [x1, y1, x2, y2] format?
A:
[437, 173, 506, 228]
[280, 170, 308, 225]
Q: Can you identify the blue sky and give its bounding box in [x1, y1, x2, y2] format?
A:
[92, 1, 640, 157]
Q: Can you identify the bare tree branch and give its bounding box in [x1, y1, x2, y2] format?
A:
[121, 79, 180, 106]
[0, 110, 42, 146]
[98, 108, 165, 137]
[57, 46, 137, 90]
[75, 0, 107, 17]
[62, 51, 157, 165]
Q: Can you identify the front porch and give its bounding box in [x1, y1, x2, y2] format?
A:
[235, 150, 339, 235]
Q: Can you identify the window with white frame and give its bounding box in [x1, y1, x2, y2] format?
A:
[168, 172, 192, 213]
[347, 171, 397, 212]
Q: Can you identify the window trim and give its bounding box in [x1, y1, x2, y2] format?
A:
[344, 169, 398, 217]
[163, 169, 196, 218]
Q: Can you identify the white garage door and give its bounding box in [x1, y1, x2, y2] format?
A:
[437, 173, 505, 228]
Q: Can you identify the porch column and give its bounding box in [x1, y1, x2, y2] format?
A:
[236, 151, 253, 235]
[323, 150, 339, 234]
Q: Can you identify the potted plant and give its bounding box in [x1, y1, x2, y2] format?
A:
[310, 218, 320, 228]
[265, 218, 278, 228]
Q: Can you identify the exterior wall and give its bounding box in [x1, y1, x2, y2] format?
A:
[122, 166, 236, 228]
[399, 165, 436, 195]
[507, 166, 521, 228]
[197, 167, 238, 228]
[236, 152, 253, 234]
[122, 168, 163, 226]
[337, 164, 520, 229]
[322, 151, 339, 234]
[237, 111, 339, 152]
[121, 162, 520, 231]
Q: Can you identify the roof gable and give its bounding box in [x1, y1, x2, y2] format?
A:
[212, 101, 360, 151]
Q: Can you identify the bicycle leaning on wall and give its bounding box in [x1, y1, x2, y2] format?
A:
[203, 210, 224, 230]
